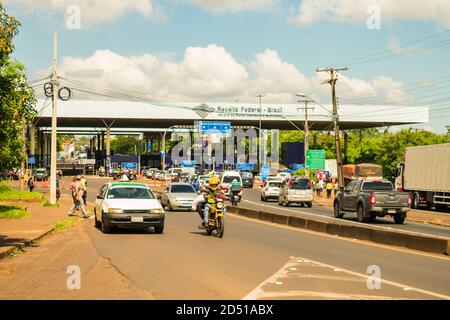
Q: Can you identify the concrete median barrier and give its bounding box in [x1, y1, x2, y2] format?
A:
[228, 206, 450, 255]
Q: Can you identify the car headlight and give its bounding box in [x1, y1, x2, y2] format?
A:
[150, 208, 165, 214]
[108, 208, 123, 214]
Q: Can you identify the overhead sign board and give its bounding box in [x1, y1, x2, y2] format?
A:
[28, 156, 36, 165]
[199, 121, 231, 135]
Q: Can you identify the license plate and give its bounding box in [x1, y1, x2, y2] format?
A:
[388, 209, 397, 214]
[131, 216, 144, 223]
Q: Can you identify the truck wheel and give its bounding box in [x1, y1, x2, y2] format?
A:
[368, 214, 377, 223]
[412, 193, 420, 209]
[357, 204, 368, 223]
[334, 201, 343, 218]
[307, 202, 312, 208]
[394, 213, 406, 224]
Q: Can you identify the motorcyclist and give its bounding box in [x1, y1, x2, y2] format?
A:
[229, 178, 241, 200]
[199, 176, 225, 229]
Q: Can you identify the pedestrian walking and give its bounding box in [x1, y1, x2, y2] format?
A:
[27, 176, 35, 192]
[80, 175, 87, 205]
[326, 180, 333, 199]
[334, 181, 339, 196]
[67, 176, 89, 218]
[315, 180, 322, 197]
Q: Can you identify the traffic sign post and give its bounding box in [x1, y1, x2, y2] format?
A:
[306, 150, 326, 170]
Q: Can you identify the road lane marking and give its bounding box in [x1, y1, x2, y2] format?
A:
[241, 199, 450, 240]
[243, 256, 450, 300]
[228, 213, 450, 261]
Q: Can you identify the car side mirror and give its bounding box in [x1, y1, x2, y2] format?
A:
[96, 195, 104, 199]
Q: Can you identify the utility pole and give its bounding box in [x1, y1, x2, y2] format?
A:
[316, 66, 348, 189]
[256, 94, 265, 169]
[50, 32, 59, 204]
[297, 99, 315, 178]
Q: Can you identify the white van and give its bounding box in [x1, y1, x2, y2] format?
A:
[220, 171, 243, 199]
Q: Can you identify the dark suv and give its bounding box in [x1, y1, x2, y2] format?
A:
[240, 171, 254, 188]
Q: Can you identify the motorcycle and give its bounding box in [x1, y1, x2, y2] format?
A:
[230, 190, 240, 206]
[204, 196, 225, 238]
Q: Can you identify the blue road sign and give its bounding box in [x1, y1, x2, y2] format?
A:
[292, 164, 305, 171]
[260, 164, 270, 181]
[28, 156, 36, 165]
[122, 162, 137, 170]
[199, 121, 232, 135]
[237, 163, 254, 171]
[181, 160, 196, 167]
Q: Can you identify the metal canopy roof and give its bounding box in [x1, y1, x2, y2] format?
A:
[34, 100, 429, 131]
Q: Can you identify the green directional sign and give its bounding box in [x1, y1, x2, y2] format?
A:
[306, 149, 325, 169]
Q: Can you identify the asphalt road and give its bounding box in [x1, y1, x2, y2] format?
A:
[71, 177, 450, 239]
[39, 176, 450, 300]
[241, 188, 450, 239]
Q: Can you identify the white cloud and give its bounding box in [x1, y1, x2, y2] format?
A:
[293, 0, 450, 28]
[35, 45, 408, 105]
[186, 0, 276, 13]
[3, 0, 166, 25]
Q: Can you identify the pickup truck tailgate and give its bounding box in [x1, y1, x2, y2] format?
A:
[373, 192, 409, 207]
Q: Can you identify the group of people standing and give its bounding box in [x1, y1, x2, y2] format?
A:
[67, 175, 89, 219]
[314, 179, 339, 199]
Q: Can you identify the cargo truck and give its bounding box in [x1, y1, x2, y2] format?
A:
[395, 143, 450, 210]
[342, 163, 383, 184]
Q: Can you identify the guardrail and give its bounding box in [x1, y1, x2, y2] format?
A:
[227, 206, 450, 256]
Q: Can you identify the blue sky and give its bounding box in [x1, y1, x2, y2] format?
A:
[4, 0, 450, 132]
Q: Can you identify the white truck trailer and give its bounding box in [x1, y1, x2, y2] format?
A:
[395, 143, 450, 210]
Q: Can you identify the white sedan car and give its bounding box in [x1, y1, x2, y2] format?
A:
[261, 180, 283, 201]
[94, 182, 165, 234]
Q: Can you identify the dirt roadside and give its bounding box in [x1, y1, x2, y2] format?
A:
[0, 219, 154, 299]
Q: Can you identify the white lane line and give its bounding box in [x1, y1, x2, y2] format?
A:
[229, 212, 450, 261]
[241, 199, 450, 240]
[243, 256, 450, 300]
[243, 259, 298, 300]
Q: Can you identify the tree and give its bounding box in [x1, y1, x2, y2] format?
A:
[0, 4, 36, 169]
[111, 136, 140, 155]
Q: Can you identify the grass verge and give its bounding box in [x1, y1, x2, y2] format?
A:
[0, 205, 30, 219]
[53, 217, 78, 233]
[0, 184, 44, 202]
[42, 199, 61, 208]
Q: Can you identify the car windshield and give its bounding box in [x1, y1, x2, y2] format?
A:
[223, 176, 240, 183]
[290, 179, 310, 190]
[107, 187, 154, 199]
[36, 169, 45, 173]
[362, 181, 393, 191]
[268, 182, 283, 188]
[171, 184, 196, 193]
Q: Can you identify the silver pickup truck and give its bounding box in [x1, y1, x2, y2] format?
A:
[333, 179, 411, 224]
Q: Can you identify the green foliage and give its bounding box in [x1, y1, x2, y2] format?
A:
[111, 135, 140, 155]
[279, 128, 449, 182]
[0, 205, 30, 219]
[0, 4, 36, 169]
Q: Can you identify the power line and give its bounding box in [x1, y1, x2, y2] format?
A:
[333, 29, 450, 66]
